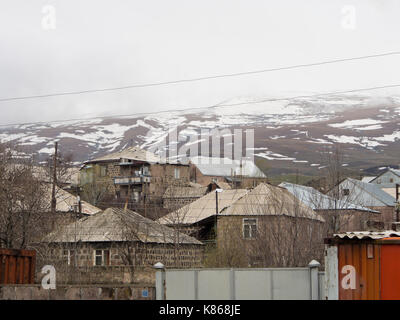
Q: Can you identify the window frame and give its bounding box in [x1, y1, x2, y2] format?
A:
[174, 167, 180, 179]
[99, 165, 107, 177]
[243, 218, 258, 240]
[93, 249, 110, 266]
[63, 249, 76, 266]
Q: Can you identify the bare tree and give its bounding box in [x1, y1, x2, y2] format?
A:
[81, 181, 113, 207]
[201, 186, 325, 268]
[318, 144, 377, 234]
[0, 144, 50, 249]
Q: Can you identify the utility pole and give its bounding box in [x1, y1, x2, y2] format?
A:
[215, 190, 218, 239]
[77, 185, 82, 218]
[124, 183, 131, 211]
[215, 189, 223, 242]
[51, 141, 58, 215]
[144, 194, 147, 218]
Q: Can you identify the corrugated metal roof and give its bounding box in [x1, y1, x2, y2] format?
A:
[345, 178, 397, 206]
[367, 168, 400, 189]
[220, 183, 324, 221]
[85, 147, 163, 164]
[213, 181, 232, 190]
[190, 156, 266, 178]
[44, 207, 202, 245]
[159, 183, 324, 225]
[163, 185, 208, 199]
[334, 231, 400, 240]
[279, 182, 378, 213]
[361, 176, 376, 183]
[382, 188, 397, 198]
[158, 188, 248, 225]
[388, 168, 400, 177]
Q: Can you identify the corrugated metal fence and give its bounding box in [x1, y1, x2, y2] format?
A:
[156, 262, 324, 300]
[0, 249, 36, 284]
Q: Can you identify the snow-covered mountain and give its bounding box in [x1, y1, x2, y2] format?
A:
[1, 94, 400, 176]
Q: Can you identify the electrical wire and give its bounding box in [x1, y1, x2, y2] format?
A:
[1, 83, 400, 128]
[1, 51, 399, 103]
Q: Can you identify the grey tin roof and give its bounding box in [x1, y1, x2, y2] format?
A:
[344, 178, 397, 207]
[279, 182, 378, 213]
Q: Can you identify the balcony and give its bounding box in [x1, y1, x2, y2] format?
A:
[113, 175, 151, 185]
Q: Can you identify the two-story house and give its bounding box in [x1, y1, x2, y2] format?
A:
[79, 147, 190, 204]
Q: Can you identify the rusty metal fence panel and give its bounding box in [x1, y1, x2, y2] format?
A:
[0, 249, 36, 284]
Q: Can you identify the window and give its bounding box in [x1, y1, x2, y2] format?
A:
[142, 166, 149, 176]
[390, 178, 394, 183]
[342, 188, 350, 196]
[100, 165, 107, 177]
[63, 249, 75, 266]
[174, 168, 180, 179]
[243, 218, 257, 239]
[94, 249, 110, 266]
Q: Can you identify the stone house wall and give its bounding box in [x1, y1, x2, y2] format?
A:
[44, 241, 204, 269]
[215, 215, 324, 267]
[368, 206, 396, 228]
[36, 241, 203, 285]
[80, 161, 191, 201]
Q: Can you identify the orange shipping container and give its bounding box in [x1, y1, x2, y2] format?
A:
[0, 249, 36, 284]
[325, 232, 400, 300]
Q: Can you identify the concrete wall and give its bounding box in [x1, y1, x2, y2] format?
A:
[0, 284, 155, 300]
[156, 265, 324, 300]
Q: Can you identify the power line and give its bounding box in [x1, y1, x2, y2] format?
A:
[1, 82, 400, 128]
[0, 51, 400, 103]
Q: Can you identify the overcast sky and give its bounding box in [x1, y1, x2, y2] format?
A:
[1, 0, 400, 125]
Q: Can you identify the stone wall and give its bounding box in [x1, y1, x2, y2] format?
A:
[36, 242, 204, 285]
[149, 164, 191, 196]
[0, 284, 155, 300]
[80, 161, 191, 201]
[162, 196, 202, 210]
[368, 206, 396, 228]
[38, 266, 156, 285]
[46, 242, 204, 269]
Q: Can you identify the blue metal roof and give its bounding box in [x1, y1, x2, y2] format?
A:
[279, 182, 379, 212]
[344, 178, 397, 206]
